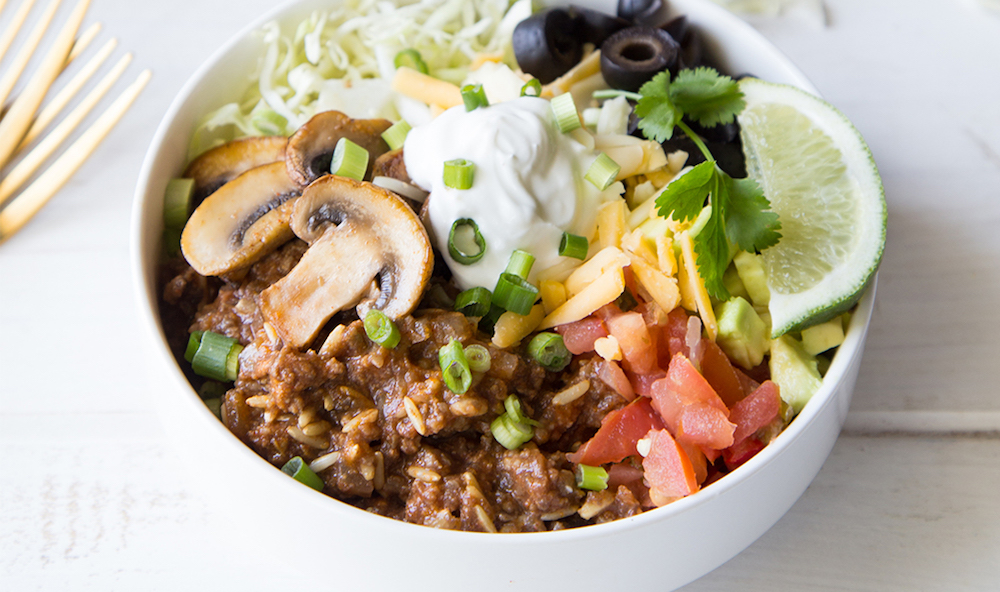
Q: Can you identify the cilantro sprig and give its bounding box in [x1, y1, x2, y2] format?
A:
[634, 67, 781, 300]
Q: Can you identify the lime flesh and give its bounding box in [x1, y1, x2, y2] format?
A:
[737, 78, 886, 337]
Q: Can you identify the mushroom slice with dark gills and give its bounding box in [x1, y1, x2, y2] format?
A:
[260, 175, 433, 349]
[285, 110, 393, 187]
[180, 161, 301, 276]
[183, 136, 287, 205]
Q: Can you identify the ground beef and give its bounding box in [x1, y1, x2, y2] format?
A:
[160, 241, 638, 532]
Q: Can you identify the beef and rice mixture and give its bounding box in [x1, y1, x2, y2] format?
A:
[160, 239, 645, 532]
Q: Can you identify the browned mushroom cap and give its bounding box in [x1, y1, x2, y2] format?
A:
[371, 147, 410, 184]
[285, 110, 393, 187]
[183, 136, 287, 204]
[260, 175, 433, 349]
[180, 161, 301, 276]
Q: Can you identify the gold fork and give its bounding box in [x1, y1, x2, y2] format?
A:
[0, 0, 150, 245]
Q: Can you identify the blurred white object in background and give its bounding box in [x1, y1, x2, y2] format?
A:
[711, 0, 828, 26]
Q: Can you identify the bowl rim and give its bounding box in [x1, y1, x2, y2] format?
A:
[130, 0, 869, 543]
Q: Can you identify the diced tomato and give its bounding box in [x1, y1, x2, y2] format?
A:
[729, 380, 782, 445]
[650, 354, 729, 432]
[700, 446, 721, 464]
[555, 317, 608, 355]
[678, 440, 708, 484]
[598, 360, 635, 401]
[722, 436, 766, 469]
[594, 302, 624, 321]
[641, 428, 698, 506]
[701, 340, 747, 408]
[661, 307, 690, 366]
[630, 370, 666, 399]
[606, 311, 657, 374]
[607, 463, 644, 489]
[568, 398, 664, 465]
[635, 300, 668, 328]
[675, 404, 736, 450]
[736, 370, 761, 399]
[744, 360, 771, 384]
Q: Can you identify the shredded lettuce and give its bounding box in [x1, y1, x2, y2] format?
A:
[188, 0, 530, 160]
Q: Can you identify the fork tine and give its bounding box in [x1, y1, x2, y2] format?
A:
[0, 0, 89, 170]
[16, 36, 117, 151]
[0, 0, 60, 109]
[0, 69, 151, 243]
[0, 0, 38, 65]
[67, 20, 100, 62]
[0, 52, 131, 203]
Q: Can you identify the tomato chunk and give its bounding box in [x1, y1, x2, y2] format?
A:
[606, 311, 657, 375]
[641, 428, 698, 506]
[650, 354, 729, 433]
[700, 340, 747, 408]
[568, 398, 664, 465]
[722, 436, 766, 469]
[729, 380, 782, 445]
[675, 404, 735, 450]
[661, 307, 690, 365]
[598, 360, 635, 401]
[555, 317, 608, 355]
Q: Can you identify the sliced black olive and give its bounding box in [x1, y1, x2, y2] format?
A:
[617, 0, 665, 25]
[600, 26, 680, 92]
[568, 5, 630, 46]
[512, 8, 583, 85]
[661, 15, 688, 43]
[686, 118, 739, 144]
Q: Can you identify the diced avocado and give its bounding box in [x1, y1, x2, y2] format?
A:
[801, 315, 846, 356]
[722, 263, 750, 303]
[733, 250, 770, 306]
[769, 334, 824, 414]
[715, 296, 769, 370]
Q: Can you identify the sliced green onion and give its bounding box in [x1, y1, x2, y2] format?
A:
[330, 137, 369, 181]
[575, 464, 609, 491]
[364, 309, 401, 349]
[464, 344, 492, 373]
[492, 273, 539, 315]
[504, 249, 535, 279]
[163, 178, 195, 230]
[559, 232, 588, 260]
[502, 394, 538, 426]
[491, 414, 533, 450]
[478, 304, 505, 335]
[461, 83, 489, 111]
[439, 340, 472, 394]
[394, 49, 428, 74]
[162, 227, 182, 258]
[585, 152, 621, 191]
[190, 330, 242, 382]
[592, 89, 642, 101]
[443, 158, 475, 189]
[520, 78, 541, 97]
[381, 119, 411, 151]
[550, 92, 581, 133]
[528, 332, 571, 372]
[249, 107, 287, 136]
[281, 456, 324, 491]
[184, 330, 205, 362]
[454, 287, 492, 318]
[448, 218, 486, 264]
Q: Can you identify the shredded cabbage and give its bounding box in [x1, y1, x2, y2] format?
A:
[188, 0, 530, 160]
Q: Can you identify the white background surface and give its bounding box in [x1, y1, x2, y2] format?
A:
[2, 0, 1000, 590]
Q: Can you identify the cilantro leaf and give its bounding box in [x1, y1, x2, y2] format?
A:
[724, 176, 782, 252]
[635, 71, 680, 143]
[693, 188, 732, 301]
[670, 67, 745, 128]
[654, 160, 715, 222]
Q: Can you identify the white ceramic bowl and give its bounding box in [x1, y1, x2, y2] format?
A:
[131, 1, 876, 589]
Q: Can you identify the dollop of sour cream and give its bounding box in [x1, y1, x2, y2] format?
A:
[404, 97, 618, 291]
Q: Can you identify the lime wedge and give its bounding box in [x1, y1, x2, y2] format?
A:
[737, 78, 886, 337]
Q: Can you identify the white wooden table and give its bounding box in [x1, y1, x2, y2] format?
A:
[2, 0, 999, 589]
